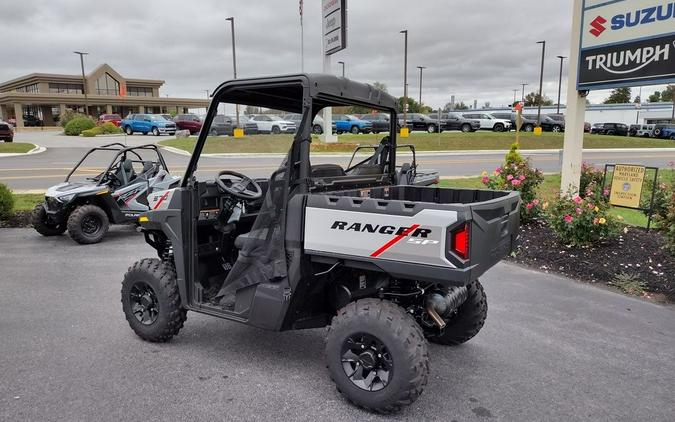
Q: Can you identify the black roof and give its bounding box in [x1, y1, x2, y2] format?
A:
[211, 73, 397, 114]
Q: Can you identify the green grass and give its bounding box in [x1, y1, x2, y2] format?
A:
[0, 143, 35, 153]
[12, 193, 43, 211]
[440, 170, 675, 228]
[160, 132, 675, 154]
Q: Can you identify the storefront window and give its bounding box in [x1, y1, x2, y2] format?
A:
[16, 83, 39, 93]
[127, 86, 153, 97]
[95, 73, 120, 95]
[48, 83, 83, 94]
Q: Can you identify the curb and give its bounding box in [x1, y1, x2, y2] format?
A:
[0, 144, 46, 158]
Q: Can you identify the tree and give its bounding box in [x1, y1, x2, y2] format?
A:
[659, 85, 675, 102]
[524, 92, 553, 107]
[245, 105, 260, 115]
[454, 101, 469, 110]
[482, 102, 491, 109]
[397, 97, 423, 113]
[648, 91, 662, 103]
[372, 81, 388, 93]
[633, 95, 641, 103]
[603, 87, 631, 104]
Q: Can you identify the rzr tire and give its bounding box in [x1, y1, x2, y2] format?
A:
[32, 203, 66, 236]
[121, 258, 187, 342]
[326, 299, 429, 414]
[428, 279, 487, 346]
[67, 204, 109, 244]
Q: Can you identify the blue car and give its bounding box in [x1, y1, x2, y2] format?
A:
[653, 124, 675, 140]
[332, 114, 373, 134]
[120, 114, 177, 136]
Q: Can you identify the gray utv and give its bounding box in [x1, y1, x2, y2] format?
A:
[122, 75, 520, 413]
[32, 143, 180, 244]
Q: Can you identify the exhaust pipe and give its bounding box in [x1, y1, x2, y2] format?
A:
[425, 286, 469, 329]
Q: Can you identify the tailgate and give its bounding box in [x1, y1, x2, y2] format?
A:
[468, 191, 520, 278]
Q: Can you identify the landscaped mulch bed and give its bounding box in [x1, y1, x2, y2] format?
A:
[0, 211, 31, 228]
[508, 220, 674, 302]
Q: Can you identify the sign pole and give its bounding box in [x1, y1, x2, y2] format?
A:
[560, 0, 586, 195]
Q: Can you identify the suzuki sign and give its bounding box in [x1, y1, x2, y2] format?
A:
[577, 0, 675, 90]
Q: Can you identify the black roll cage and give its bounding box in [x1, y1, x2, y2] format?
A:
[182, 74, 399, 192]
[65, 143, 169, 186]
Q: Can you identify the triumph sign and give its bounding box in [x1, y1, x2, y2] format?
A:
[322, 0, 347, 55]
[577, 0, 675, 89]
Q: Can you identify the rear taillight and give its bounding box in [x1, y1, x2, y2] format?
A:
[450, 224, 470, 259]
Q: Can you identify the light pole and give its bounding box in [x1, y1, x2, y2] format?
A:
[401, 30, 408, 129]
[204, 89, 210, 98]
[417, 66, 426, 106]
[74, 51, 89, 116]
[556, 55, 566, 114]
[225, 17, 239, 127]
[521, 83, 528, 102]
[512, 89, 518, 104]
[337, 61, 345, 77]
[536, 40, 546, 126]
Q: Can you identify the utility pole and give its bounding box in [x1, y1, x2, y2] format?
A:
[74, 51, 89, 116]
[417, 66, 426, 106]
[512, 89, 518, 104]
[204, 89, 210, 98]
[536, 40, 546, 126]
[556, 55, 566, 114]
[636, 86, 642, 124]
[401, 30, 408, 130]
[226, 17, 239, 128]
[521, 83, 528, 102]
[338, 61, 345, 77]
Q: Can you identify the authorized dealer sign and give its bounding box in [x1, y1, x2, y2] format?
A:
[578, 0, 675, 89]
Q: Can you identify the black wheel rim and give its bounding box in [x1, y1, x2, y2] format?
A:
[81, 214, 102, 235]
[341, 333, 393, 392]
[130, 282, 160, 325]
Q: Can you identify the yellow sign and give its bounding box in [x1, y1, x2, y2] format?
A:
[533, 127, 542, 136]
[609, 164, 645, 208]
[400, 127, 409, 138]
[233, 128, 244, 138]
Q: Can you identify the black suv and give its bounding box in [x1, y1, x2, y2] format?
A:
[360, 113, 392, 134]
[491, 112, 537, 132]
[0, 121, 14, 142]
[590, 123, 629, 136]
[440, 112, 480, 132]
[397, 113, 442, 133]
[523, 114, 565, 132]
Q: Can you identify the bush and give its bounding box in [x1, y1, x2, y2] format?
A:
[664, 192, 675, 255]
[59, 109, 88, 128]
[99, 122, 122, 134]
[642, 162, 674, 228]
[0, 182, 14, 220]
[579, 162, 606, 198]
[547, 192, 619, 247]
[64, 116, 95, 136]
[81, 127, 103, 137]
[482, 143, 544, 222]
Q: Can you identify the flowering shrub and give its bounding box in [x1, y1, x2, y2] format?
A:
[665, 192, 675, 255]
[482, 144, 544, 222]
[579, 162, 606, 200]
[548, 193, 619, 247]
[642, 161, 674, 229]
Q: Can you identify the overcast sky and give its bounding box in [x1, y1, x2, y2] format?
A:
[1, 0, 668, 109]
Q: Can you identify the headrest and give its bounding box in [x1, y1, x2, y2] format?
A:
[123, 159, 133, 171]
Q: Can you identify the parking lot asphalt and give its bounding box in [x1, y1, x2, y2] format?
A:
[1, 228, 674, 421]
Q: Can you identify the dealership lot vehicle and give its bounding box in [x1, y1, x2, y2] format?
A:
[121, 74, 520, 413]
[492, 112, 537, 132]
[439, 112, 480, 132]
[32, 143, 180, 244]
[172, 113, 203, 134]
[523, 114, 565, 132]
[652, 124, 675, 140]
[249, 114, 296, 134]
[97, 113, 122, 127]
[461, 112, 511, 132]
[589, 122, 629, 136]
[0, 120, 14, 142]
[398, 113, 443, 133]
[23, 114, 43, 127]
[333, 114, 373, 134]
[121, 114, 177, 136]
[629, 124, 655, 137]
[359, 113, 391, 134]
[283, 113, 335, 134]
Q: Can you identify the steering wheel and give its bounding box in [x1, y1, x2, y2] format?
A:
[215, 170, 263, 200]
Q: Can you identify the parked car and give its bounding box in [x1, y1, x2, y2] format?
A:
[652, 124, 675, 140]
[584, 122, 591, 133]
[332, 114, 372, 134]
[461, 112, 512, 132]
[491, 112, 537, 132]
[173, 113, 203, 134]
[120, 114, 177, 136]
[0, 120, 14, 142]
[360, 113, 392, 133]
[589, 122, 629, 136]
[397, 113, 443, 133]
[282, 114, 335, 134]
[97, 114, 122, 127]
[523, 114, 565, 132]
[438, 112, 481, 132]
[249, 114, 296, 134]
[225, 115, 259, 134]
[23, 114, 43, 127]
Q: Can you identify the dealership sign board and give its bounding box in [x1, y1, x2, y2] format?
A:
[323, 0, 347, 55]
[577, 0, 675, 90]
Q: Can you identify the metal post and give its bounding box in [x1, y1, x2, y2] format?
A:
[74, 51, 89, 116]
[338, 61, 345, 77]
[560, 0, 587, 194]
[226, 17, 239, 128]
[417, 66, 426, 105]
[513, 89, 518, 104]
[536, 40, 546, 126]
[204, 90, 210, 98]
[401, 30, 408, 127]
[556, 55, 566, 114]
[636, 86, 642, 124]
[521, 83, 528, 102]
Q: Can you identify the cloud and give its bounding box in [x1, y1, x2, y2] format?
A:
[0, 0, 666, 108]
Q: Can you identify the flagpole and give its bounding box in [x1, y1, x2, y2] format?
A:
[300, 0, 304, 72]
